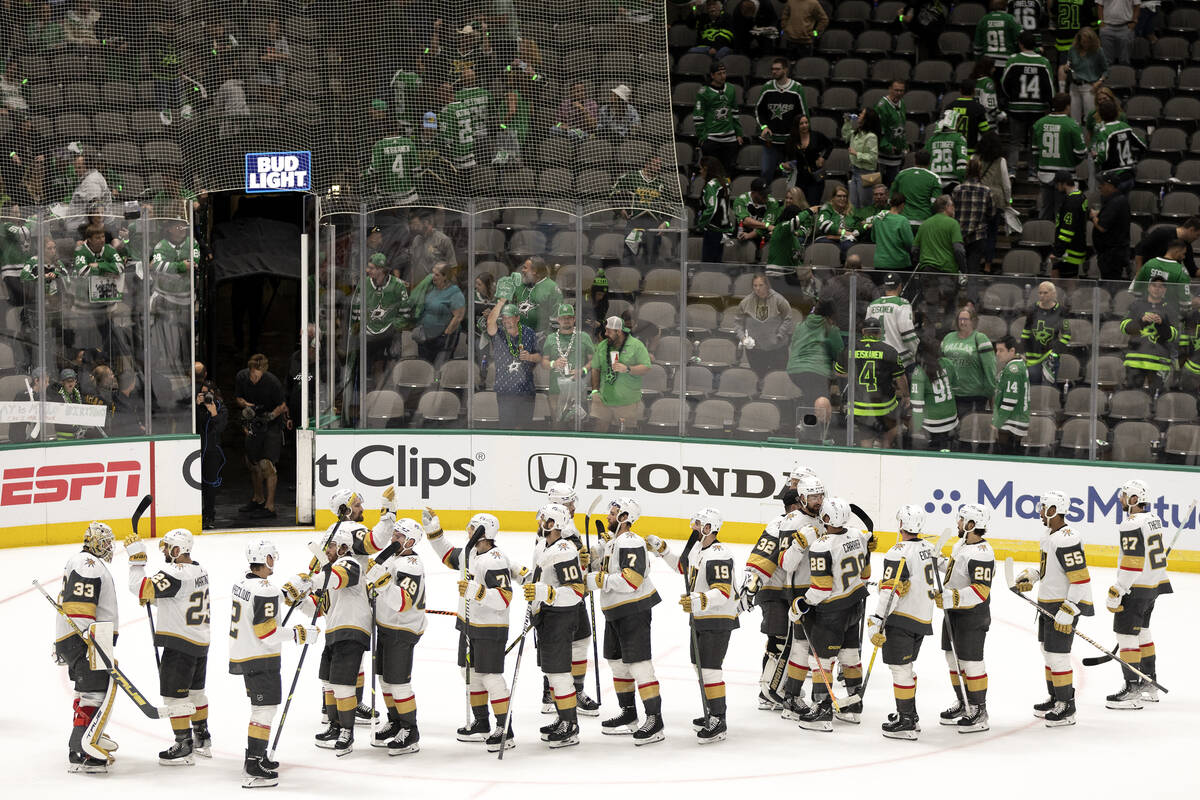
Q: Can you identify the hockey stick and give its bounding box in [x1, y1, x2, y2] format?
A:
[1082, 502, 1196, 667]
[498, 602, 533, 760]
[582, 495, 603, 704]
[928, 528, 972, 714]
[680, 530, 710, 720]
[765, 616, 794, 701]
[1003, 557, 1168, 694]
[35, 579, 191, 720]
[795, 612, 849, 712]
[129, 494, 159, 668]
[857, 554, 910, 706]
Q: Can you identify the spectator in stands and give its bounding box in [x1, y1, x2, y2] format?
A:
[1135, 217, 1200, 279]
[764, 186, 816, 276]
[875, 81, 909, 187]
[1021, 281, 1071, 385]
[351, 252, 408, 389]
[755, 58, 808, 181]
[857, 183, 893, 234]
[408, 210, 457, 286]
[1096, 0, 1139, 66]
[493, 66, 532, 166]
[842, 108, 881, 209]
[815, 183, 858, 256]
[952, 158, 996, 273]
[583, 270, 609, 341]
[694, 62, 743, 177]
[689, 0, 736, 60]
[590, 314, 651, 433]
[418, 263, 466, 369]
[836, 315, 909, 448]
[1090, 173, 1132, 280]
[731, 0, 780, 59]
[734, 178, 780, 249]
[970, 58, 1004, 128]
[1059, 26, 1108, 123]
[822, 253, 878, 340]
[974, 0, 1022, 68]
[64, 1, 101, 46]
[780, 0, 829, 59]
[596, 84, 640, 140]
[611, 155, 671, 266]
[235, 354, 287, 519]
[696, 156, 734, 263]
[991, 335, 1030, 454]
[786, 298, 842, 427]
[1135, 0, 1160, 41]
[914, 195, 965, 274]
[1130, 238, 1190, 312]
[486, 302, 540, 429]
[975, 132, 1011, 274]
[735, 272, 794, 373]
[941, 306, 997, 417]
[946, 80, 993, 156]
[0, 60, 29, 115]
[66, 151, 111, 223]
[68, 223, 122, 355]
[543, 303, 594, 426]
[1120, 275, 1177, 391]
[1001, 31, 1054, 181]
[553, 82, 598, 139]
[111, 371, 144, 437]
[782, 115, 832, 206]
[509, 256, 563, 339]
[1092, 102, 1145, 193]
[1032, 94, 1087, 221]
[910, 336, 958, 451]
[927, 114, 968, 192]
[1048, 171, 1088, 280]
[893, 149, 942, 227]
[873, 192, 915, 272]
[903, 0, 949, 62]
[53, 367, 86, 441]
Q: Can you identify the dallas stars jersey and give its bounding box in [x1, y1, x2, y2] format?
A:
[375, 552, 427, 637]
[228, 573, 284, 674]
[867, 295, 918, 366]
[592, 529, 661, 620]
[510, 276, 563, 333]
[1021, 303, 1071, 366]
[1008, 0, 1045, 30]
[835, 334, 905, 417]
[21, 255, 60, 296]
[734, 191, 781, 233]
[1036, 525, 1094, 614]
[944, 538, 995, 623]
[427, 532, 514, 640]
[543, 329, 594, 394]
[439, 100, 476, 168]
[697, 178, 734, 234]
[975, 76, 1001, 125]
[662, 538, 738, 632]
[974, 11, 1021, 67]
[1032, 113, 1086, 172]
[150, 237, 198, 305]
[1001, 52, 1053, 115]
[875, 95, 908, 162]
[876, 537, 936, 634]
[892, 166, 942, 221]
[992, 357, 1030, 436]
[765, 207, 813, 267]
[369, 135, 418, 204]
[528, 538, 586, 618]
[927, 130, 968, 187]
[56, 549, 119, 644]
[1053, 190, 1089, 267]
[131, 560, 211, 655]
[389, 69, 421, 128]
[755, 78, 808, 138]
[694, 83, 741, 143]
[610, 169, 671, 222]
[455, 86, 490, 141]
[1092, 121, 1145, 173]
[1120, 299, 1178, 373]
[1054, 0, 1088, 51]
[351, 274, 410, 336]
[1131, 257, 1190, 310]
[804, 527, 870, 610]
[71, 242, 123, 306]
[943, 95, 991, 153]
[910, 360, 958, 434]
[1115, 512, 1173, 599]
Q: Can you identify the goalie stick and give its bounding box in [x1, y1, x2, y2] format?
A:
[129, 494, 158, 667]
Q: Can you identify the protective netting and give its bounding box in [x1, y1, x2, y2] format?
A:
[0, 0, 683, 218]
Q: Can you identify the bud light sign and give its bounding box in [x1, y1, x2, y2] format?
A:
[245, 151, 312, 193]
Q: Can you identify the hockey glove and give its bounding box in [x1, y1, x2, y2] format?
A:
[1106, 585, 1126, 613]
[584, 571, 607, 593]
[422, 508, 441, 535]
[792, 528, 811, 551]
[1014, 568, 1038, 593]
[937, 589, 960, 610]
[1053, 601, 1079, 634]
[893, 579, 911, 597]
[380, 486, 397, 515]
[680, 592, 707, 613]
[866, 614, 886, 647]
[365, 565, 390, 601]
[524, 582, 554, 604]
[788, 596, 810, 623]
[290, 625, 319, 645]
[644, 534, 667, 555]
[124, 536, 147, 564]
[312, 589, 330, 616]
[866, 533, 879, 553]
[461, 580, 486, 602]
[282, 576, 313, 605]
[577, 548, 590, 571]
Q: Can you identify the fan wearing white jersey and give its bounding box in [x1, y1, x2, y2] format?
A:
[229, 540, 318, 787]
[426, 510, 517, 752]
[55, 522, 120, 774]
[1013, 490, 1094, 727]
[649, 507, 739, 744]
[790, 497, 870, 732]
[524, 503, 586, 749]
[867, 506, 935, 740]
[777, 480, 825, 719]
[937, 503, 995, 733]
[364, 517, 427, 755]
[589, 496, 665, 744]
[126, 528, 212, 766]
[1105, 479, 1173, 709]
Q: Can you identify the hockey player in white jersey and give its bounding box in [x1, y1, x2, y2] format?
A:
[1106, 479, 1173, 709]
[364, 517, 427, 755]
[776, 480, 825, 720]
[589, 496, 665, 744]
[524, 503, 586, 748]
[55, 522, 120, 774]
[544, 482, 600, 715]
[126, 528, 211, 765]
[866, 505, 935, 740]
[648, 507, 739, 744]
[426, 510, 518, 752]
[937, 503, 995, 733]
[229, 540, 318, 787]
[1013, 490, 1094, 726]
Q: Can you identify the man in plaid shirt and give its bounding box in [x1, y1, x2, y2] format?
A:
[951, 157, 995, 273]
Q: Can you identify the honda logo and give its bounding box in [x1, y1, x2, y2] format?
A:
[528, 453, 577, 493]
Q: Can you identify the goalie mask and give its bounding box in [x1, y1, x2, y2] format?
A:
[83, 522, 115, 562]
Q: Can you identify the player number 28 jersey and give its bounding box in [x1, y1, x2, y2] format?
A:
[804, 528, 870, 609]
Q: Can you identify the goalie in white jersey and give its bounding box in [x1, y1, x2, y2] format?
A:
[648, 507, 739, 744]
[867, 506, 935, 740]
[1105, 479, 1173, 709]
[1013, 490, 1094, 727]
[229, 540, 318, 787]
[126, 528, 212, 766]
[55, 522, 120, 774]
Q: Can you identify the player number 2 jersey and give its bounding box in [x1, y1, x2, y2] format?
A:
[229, 574, 284, 674]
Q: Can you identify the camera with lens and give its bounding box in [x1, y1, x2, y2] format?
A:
[242, 404, 270, 436]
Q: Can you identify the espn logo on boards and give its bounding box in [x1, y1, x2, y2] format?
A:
[528, 453, 577, 494]
[0, 461, 141, 506]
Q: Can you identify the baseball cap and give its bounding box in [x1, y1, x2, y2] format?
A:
[605, 315, 626, 331]
[710, 61, 726, 74]
[60, 368, 77, 381]
[501, 303, 520, 317]
[862, 316, 882, 330]
[750, 178, 768, 193]
[369, 252, 386, 267]
[422, 111, 438, 130]
[881, 272, 900, 287]
[557, 303, 576, 317]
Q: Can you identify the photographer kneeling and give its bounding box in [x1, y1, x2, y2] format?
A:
[235, 353, 288, 520]
[196, 380, 227, 527]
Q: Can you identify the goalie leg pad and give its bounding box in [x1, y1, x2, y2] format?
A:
[81, 679, 117, 762]
[87, 622, 114, 671]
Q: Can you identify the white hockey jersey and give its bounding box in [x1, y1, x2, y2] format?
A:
[131, 560, 211, 655]
[427, 531, 514, 641]
[56, 550, 119, 645]
[1036, 525, 1094, 615]
[804, 527, 870, 610]
[228, 573, 284, 674]
[1116, 512, 1173, 599]
[943, 538, 995, 614]
[875, 538, 935, 633]
[588, 528, 661, 619]
[780, 513, 824, 593]
[530, 538, 586, 615]
[743, 521, 788, 601]
[313, 555, 372, 646]
[375, 553, 427, 637]
[678, 539, 739, 631]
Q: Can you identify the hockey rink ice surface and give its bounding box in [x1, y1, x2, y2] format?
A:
[3, 529, 1196, 798]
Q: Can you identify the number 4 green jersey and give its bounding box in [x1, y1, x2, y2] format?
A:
[835, 334, 905, 417]
[368, 135, 418, 203]
[1031, 113, 1086, 172]
[992, 357, 1030, 436]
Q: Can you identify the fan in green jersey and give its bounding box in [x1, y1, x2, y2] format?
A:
[367, 130, 419, 205]
[991, 336, 1030, 455]
[542, 303, 595, 425]
[1031, 94, 1086, 220]
[910, 341, 958, 451]
[436, 83, 477, 170]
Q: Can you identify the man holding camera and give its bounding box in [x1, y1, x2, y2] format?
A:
[235, 354, 288, 520]
[196, 380, 227, 528]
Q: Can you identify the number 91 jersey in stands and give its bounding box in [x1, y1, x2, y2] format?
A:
[1116, 511, 1173, 601]
[130, 560, 211, 655]
[228, 574, 284, 674]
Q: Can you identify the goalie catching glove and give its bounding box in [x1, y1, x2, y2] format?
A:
[866, 614, 886, 647]
[1106, 585, 1126, 613]
[679, 592, 707, 613]
[1053, 601, 1079, 634]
